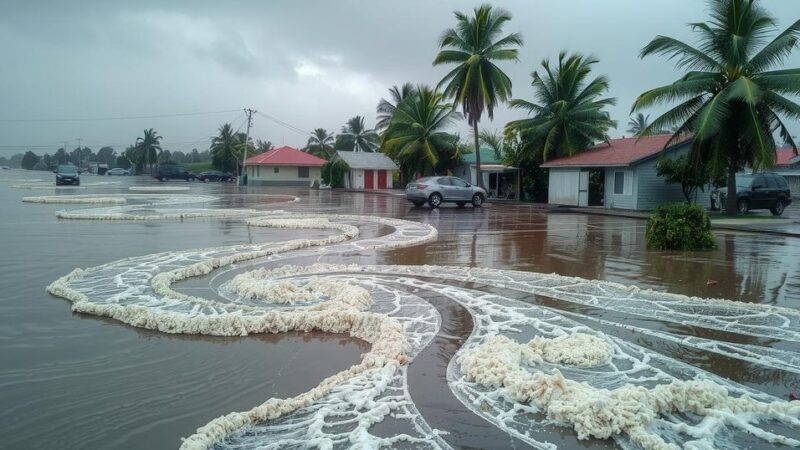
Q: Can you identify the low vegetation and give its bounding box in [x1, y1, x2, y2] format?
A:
[646, 203, 716, 250]
[321, 159, 349, 188]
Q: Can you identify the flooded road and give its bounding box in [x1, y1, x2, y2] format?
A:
[0, 170, 798, 449]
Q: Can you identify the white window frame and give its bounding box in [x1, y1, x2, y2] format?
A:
[613, 170, 633, 195]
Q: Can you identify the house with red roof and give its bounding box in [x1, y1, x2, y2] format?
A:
[774, 147, 800, 195]
[243, 146, 326, 186]
[540, 135, 708, 210]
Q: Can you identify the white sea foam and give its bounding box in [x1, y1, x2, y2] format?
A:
[40, 197, 799, 450]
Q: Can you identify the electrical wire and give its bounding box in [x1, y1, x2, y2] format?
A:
[0, 109, 242, 123]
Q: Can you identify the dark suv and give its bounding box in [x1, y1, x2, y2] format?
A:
[153, 165, 195, 182]
[54, 164, 80, 186]
[712, 173, 792, 215]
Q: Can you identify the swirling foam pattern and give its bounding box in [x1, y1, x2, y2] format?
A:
[41, 195, 799, 449]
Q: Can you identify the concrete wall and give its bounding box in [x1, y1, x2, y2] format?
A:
[548, 168, 581, 205]
[247, 165, 320, 186]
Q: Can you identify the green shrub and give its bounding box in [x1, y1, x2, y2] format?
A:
[321, 160, 349, 188]
[646, 202, 716, 250]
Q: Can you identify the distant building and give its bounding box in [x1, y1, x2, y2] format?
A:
[244, 146, 326, 186]
[455, 147, 520, 199]
[331, 151, 399, 189]
[541, 135, 709, 210]
[774, 147, 800, 196]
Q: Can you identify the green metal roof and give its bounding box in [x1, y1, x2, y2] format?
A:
[461, 147, 501, 164]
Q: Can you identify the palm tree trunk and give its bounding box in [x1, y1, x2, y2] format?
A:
[724, 161, 737, 215]
[473, 121, 483, 188]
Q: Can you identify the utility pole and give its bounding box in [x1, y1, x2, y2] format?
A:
[240, 108, 256, 186]
[76, 137, 82, 169]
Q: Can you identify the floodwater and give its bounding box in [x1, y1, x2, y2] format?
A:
[0, 171, 798, 449]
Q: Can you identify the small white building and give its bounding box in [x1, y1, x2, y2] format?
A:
[331, 151, 399, 189]
[541, 135, 708, 210]
[244, 146, 326, 186]
[454, 147, 520, 199]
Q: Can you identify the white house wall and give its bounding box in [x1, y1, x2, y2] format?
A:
[347, 169, 395, 190]
[548, 168, 581, 205]
[247, 165, 321, 186]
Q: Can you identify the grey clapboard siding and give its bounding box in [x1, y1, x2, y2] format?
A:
[604, 168, 637, 209]
[636, 142, 711, 210]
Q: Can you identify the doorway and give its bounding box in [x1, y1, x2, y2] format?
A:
[588, 169, 605, 207]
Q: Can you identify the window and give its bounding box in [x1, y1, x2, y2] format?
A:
[614, 171, 625, 194]
[274, 167, 279, 174]
[298, 166, 309, 178]
[450, 177, 468, 187]
[752, 176, 766, 189]
[436, 177, 451, 186]
[257, 166, 260, 176]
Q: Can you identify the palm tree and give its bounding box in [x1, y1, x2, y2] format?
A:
[382, 85, 462, 182]
[256, 140, 273, 153]
[505, 52, 617, 161]
[632, 0, 800, 215]
[376, 83, 415, 133]
[210, 124, 239, 173]
[136, 128, 162, 174]
[433, 4, 522, 188]
[338, 116, 378, 152]
[306, 128, 335, 159]
[627, 113, 650, 136]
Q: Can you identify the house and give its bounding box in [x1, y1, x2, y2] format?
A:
[774, 147, 800, 196]
[331, 151, 399, 189]
[244, 146, 326, 186]
[455, 147, 520, 199]
[540, 135, 709, 210]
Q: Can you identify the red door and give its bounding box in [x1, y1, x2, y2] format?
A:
[364, 170, 374, 189]
[377, 170, 387, 189]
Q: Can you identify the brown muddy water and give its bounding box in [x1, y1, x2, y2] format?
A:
[0, 171, 798, 449]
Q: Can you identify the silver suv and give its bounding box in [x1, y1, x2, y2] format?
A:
[405, 176, 487, 208]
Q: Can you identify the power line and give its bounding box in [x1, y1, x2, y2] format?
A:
[255, 111, 310, 137]
[0, 109, 242, 123]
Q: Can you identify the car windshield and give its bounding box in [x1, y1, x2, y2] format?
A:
[58, 165, 77, 173]
[736, 175, 753, 188]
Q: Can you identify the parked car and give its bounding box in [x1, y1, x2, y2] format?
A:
[197, 170, 234, 182]
[107, 168, 131, 176]
[711, 172, 791, 215]
[54, 164, 80, 186]
[1, 166, 10, 170]
[406, 176, 487, 208]
[152, 165, 195, 182]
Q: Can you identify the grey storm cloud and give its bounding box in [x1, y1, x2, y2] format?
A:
[0, 0, 798, 155]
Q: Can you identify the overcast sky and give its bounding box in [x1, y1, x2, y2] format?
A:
[1, 0, 798, 156]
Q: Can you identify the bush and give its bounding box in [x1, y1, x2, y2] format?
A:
[646, 202, 716, 250]
[321, 160, 349, 188]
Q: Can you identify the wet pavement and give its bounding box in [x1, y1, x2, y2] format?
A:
[1, 171, 799, 449]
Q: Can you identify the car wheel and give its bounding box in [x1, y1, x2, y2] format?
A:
[737, 198, 749, 214]
[412, 201, 425, 207]
[429, 193, 442, 209]
[456, 202, 466, 208]
[771, 199, 785, 216]
[472, 193, 484, 207]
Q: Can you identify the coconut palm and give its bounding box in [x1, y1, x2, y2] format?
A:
[306, 128, 335, 159]
[376, 83, 416, 133]
[632, 0, 800, 215]
[382, 85, 462, 181]
[210, 123, 239, 173]
[505, 52, 617, 161]
[433, 4, 522, 188]
[627, 113, 651, 136]
[136, 128, 162, 174]
[256, 140, 273, 153]
[338, 116, 378, 152]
